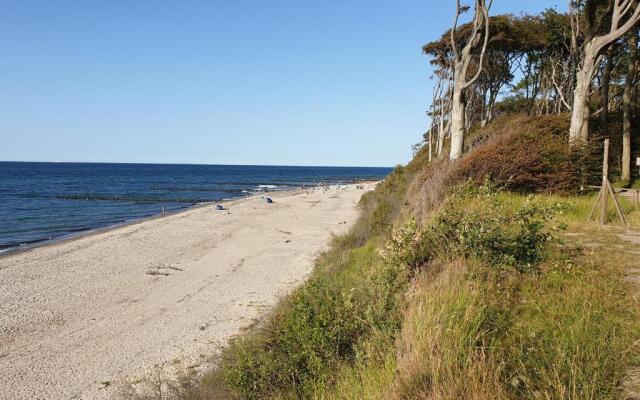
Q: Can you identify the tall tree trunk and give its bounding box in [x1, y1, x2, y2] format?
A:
[569, 0, 640, 143]
[447, 0, 490, 160]
[450, 85, 466, 160]
[602, 49, 613, 122]
[428, 128, 433, 162]
[480, 87, 487, 127]
[580, 100, 591, 140]
[623, 29, 638, 182]
[437, 118, 444, 157]
[570, 48, 598, 142]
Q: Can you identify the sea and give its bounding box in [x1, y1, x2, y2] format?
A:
[0, 162, 392, 254]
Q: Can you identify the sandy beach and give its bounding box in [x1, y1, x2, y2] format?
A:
[0, 183, 374, 400]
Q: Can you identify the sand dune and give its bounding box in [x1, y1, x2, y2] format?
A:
[0, 183, 374, 399]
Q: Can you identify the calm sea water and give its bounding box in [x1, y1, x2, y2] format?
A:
[0, 162, 391, 252]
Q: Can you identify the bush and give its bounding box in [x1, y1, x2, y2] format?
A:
[454, 115, 577, 194]
[222, 243, 375, 399]
[221, 220, 427, 399]
[352, 165, 412, 244]
[408, 115, 576, 220]
[223, 277, 367, 398]
[425, 184, 561, 272]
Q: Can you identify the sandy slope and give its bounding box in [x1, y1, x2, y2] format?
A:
[0, 183, 374, 399]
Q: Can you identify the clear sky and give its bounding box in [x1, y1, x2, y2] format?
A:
[0, 1, 565, 167]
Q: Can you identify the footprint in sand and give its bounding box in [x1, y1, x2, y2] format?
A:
[145, 265, 183, 276]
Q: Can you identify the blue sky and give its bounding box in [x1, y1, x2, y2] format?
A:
[0, 1, 565, 167]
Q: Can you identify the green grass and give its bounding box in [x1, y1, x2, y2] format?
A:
[385, 259, 509, 400]
[613, 179, 631, 189]
[383, 191, 640, 400]
[221, 241, 382, 399]
[501, 255, 637, 399]
[488, 190, 637, 225]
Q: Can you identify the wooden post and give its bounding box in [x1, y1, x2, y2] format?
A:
[589, 189, 603, 220]
[607, 182, 628, 226]
[590, 139, 628, 226]
[599, 139, 610, 225]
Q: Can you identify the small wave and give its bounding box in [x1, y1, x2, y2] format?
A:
[0, 237, 47, 251]
[149, 182, 300, 191]
[149, 186, 248, 193]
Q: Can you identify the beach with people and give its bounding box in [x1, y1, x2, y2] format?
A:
[0, 183, 375, 399]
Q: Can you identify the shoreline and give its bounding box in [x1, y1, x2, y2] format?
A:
[0, 194, 249, 259]
[0, 181, 376, 259]
[0, 182, 376, 399]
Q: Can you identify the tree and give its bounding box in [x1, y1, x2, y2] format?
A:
[430, 70, 453, 158]
[447, 0, 491, 160]
[569, 0, 640, 142]
[475, 14, 547, 122]
[425, 11, 567, 120]
[623, 26, 638, 181]
[600, 48, 615, 120]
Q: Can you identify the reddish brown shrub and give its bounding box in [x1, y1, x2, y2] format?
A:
[453, 119, 575, 193]
[408, 114, 577, 218]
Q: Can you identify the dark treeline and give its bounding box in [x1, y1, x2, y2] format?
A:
[422, 0, 640, 184]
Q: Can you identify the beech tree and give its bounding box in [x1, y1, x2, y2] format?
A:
[421, 3, 640, 181]
[569, 0, 640, 142]
[447, 0, 491, 160]
[424, 12, 557, 161]
[430, 70, 453, 158]
[622, 27, 638, 181]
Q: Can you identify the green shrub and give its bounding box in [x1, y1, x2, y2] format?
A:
[354, 165, 414, 240]
[221, 220, 427, 399]
[222, 244, 375, 399]
[426, 184, 561, 272]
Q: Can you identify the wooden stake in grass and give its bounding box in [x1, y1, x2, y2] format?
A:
[589, 139, 628, 226]
[599, 139, 610, 224]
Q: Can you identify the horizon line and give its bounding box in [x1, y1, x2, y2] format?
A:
[0, 160, 395, 169]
